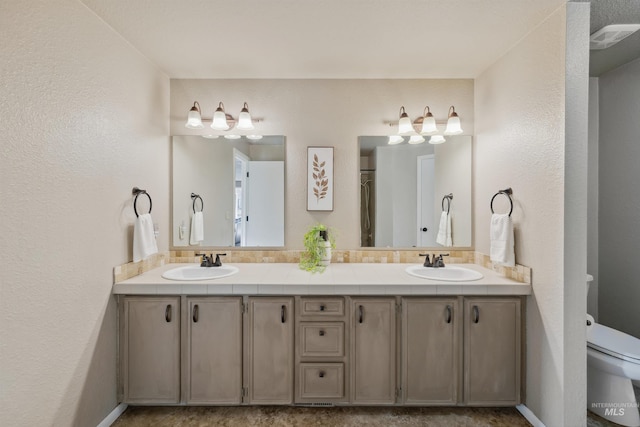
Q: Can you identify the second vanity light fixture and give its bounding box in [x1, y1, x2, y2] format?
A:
[389, 105, 463, 145]
[185, 101, 262, 139]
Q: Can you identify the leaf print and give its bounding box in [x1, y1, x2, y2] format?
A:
[311, 152, 330, 202]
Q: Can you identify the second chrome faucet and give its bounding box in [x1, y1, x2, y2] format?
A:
[419, 253, 449, 268]
[196, 253, 226, 267]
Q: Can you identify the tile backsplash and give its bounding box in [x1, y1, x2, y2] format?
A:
[114, 249, 531, 284]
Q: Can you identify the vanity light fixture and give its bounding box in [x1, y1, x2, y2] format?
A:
[185, 102, 204, 129]
[185, 101, 261, 133]
[408, 135, 426, 144]
[388, 135, 405, 145]
[444, 106, 463, 135]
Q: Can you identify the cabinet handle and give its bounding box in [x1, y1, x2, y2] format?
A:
[165, 304, 172, 322]
[358, 305, 364, 324]
[281, 305, 286, 323]
[319, 371, 325, 378]
[320, 304, 326, 311]
[319, 330, 325, 336]
[193, 304, 199, 323]
[473, 305, 479, 323]
[445, 305, 452, 324]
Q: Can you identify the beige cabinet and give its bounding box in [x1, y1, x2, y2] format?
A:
[463, 297, 521, 405]
[122, 296, 181, 404]
[247, 297, 294, 404]
[351, 298, 397, 404]
[186, 297, 243, 404]
[402, 298, 461, 405]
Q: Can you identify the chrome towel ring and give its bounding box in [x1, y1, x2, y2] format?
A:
[191, 193, 204, 213]
[132, 187, 152, 217]
[490, 187, 513, 216]
[442, 193, 453, 214]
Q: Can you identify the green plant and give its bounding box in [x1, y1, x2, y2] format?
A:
[299, 223, 336, 273]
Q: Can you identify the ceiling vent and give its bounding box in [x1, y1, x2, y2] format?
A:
[590, 24, 640, 50]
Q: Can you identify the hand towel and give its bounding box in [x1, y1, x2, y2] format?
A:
[490, 213, 515, 267]
[436, 212, 453, 247]
[190, 211, 204, 245]
[133, 213, 158, 262]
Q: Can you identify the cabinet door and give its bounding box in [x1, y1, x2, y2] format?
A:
[187, 297, 242, 404]
[402, 298, 460, 405]
[464, 298, 521, 405]
[247, 297, 294, 404]
[351, 298, 396, 404]
[124, 297, 180, 404]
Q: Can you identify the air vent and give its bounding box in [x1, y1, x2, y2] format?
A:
[590, 24, 640, 50]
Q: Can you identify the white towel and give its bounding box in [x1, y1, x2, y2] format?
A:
[190, 211, 204, 245]
[133, 213, 158, 262]
[436, 211, 453, 247]
[490, 213, 515, 267]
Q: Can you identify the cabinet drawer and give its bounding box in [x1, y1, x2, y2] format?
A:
[300, 322, 344, 357]
[300, 298, 344, 316]
[299, 363, 344, 399]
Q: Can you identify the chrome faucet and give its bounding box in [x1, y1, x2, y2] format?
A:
[419, 253, 449, 268]
[196, 253, 226, 267]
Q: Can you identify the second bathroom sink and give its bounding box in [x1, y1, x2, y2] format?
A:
[162, 265, 239, 281]
[405, 265, 483, 282]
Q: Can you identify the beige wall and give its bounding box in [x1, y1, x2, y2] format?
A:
[170, 79, 474, 249]
[0, 0, 170, 426]
[474, 3, 589, 426]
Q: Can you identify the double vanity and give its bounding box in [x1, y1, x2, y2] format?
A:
[114, 262, 529, 407]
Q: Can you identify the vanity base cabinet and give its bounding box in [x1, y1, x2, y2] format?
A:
[122, 296, 181, 404]
[186, 297, 243, 404]
[402, 298, 461, 405]
[351, 298, 397, 405]
[246, 297, 294, 404]
[463, 297, 522, 406]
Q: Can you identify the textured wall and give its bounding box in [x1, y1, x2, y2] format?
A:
[475, 4, 589, 426]
[0, 0, 170, 426]
[170, 79, 474, 249]
[599, 57, 640, 339]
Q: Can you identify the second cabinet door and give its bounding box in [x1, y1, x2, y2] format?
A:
[351, 298, 396, 404]
[402, 298, 460, 405]
[464, 298, 521, 405]
[247, 297, 294, 404]
[186, 297, 243, 404]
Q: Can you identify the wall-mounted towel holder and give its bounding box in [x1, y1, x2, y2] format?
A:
[442, 193, 453, 214]
[132, 187, 152, 217]
[490, 187, 513, 216]
[191, 193, 204, 213]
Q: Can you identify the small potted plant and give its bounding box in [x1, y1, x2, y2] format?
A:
[299, 223, 336, 273]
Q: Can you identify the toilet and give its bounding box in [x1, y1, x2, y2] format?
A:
[587, 274, 640, 427]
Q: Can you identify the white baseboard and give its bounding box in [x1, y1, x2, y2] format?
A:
[97, 403, 128, 427]
[517, 404, 546, 427]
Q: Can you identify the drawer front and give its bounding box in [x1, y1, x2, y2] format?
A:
[300, 298, 345, 316]
[299, 363, 344, 399]
[301, 322, 344, 358]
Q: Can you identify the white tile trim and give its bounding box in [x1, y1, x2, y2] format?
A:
[516, 404, 546, 427]
[96, 403, 127, 427]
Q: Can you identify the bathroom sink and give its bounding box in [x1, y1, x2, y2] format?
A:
[405, 265, 483, 282]
[162, 265, 239, 281]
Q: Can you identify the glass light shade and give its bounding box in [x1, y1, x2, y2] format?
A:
[224, 134, 241, 140]
[420, 115, 438, 135]
[444, 106, 463, 135]
[185, 102, 204, 129]
[408, 135, 425, 144]
[388, 135, 404, 145]
[211, 102, 230, 130]
[247, 134, 263, 140]
[236, 103, 254, 130]
[398, 106, 413, 135]
[201, 134, 219, 139]
[429, 135, 446, 144]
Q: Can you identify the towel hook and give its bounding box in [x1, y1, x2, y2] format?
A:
[441, 193, 453, 214]
[132, 187, 152, 218]
[191, 193, 204, 213]
[490, 187, 513, 216]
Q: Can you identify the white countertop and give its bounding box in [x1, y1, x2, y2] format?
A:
[113, 263, 531, 296]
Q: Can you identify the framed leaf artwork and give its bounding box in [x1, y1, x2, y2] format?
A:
[307, 146, 334, 211]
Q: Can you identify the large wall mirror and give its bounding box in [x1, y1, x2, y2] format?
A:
[359, 135, 472, 248]
[172, 135, 285, 248]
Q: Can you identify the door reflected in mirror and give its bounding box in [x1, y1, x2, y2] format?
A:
[172, 135, 285, 247]
[359, 135, 472, 248]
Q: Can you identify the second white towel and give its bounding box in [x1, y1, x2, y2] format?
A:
[436, 211, 453, 247]
[190, 211, 204, 245]
[490, 213, 515, 267]
[133, 213, 158, 262]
